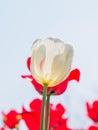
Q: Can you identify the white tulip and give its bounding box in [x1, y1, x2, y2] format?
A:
[30, 38, 73, 87]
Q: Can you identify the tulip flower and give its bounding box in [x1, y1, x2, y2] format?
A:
[86, 101, 98, 122]
[30, 38, 74, 87]
[22, 38, 80, 95]
[2, 110, 22, 129]
[21, 57, 80, 95]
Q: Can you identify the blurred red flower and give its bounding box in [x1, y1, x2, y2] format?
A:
[22, 99, 71, 130]
[0, 128, 5, 130]
[21, 99, 41, 130]
[88, 125, 98, 130]
[86, 101, 98, 122]
[2, 110, 22, 129]
[21, 57, 80, 95]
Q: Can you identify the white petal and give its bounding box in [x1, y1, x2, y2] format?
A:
[42, 38, 67, 79]
[49, 44, 73, 86]
[30, 39, 46, 84]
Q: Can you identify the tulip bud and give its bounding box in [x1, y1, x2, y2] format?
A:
[30, 38, 73, 87]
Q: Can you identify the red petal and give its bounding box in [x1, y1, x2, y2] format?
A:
[21, 74, 43, 94]
[29, 99, 42, 111]
[93, 101, 98, 108]
[31, 78, 43, 94]
[22, 111, 40, 130]
[56, 104, 65, 117]
[88, 126, 98, 130]
[47, 81, 68, 95]
[22, 106, 27, 113]
[48, 68, 80, 95]
[66, 69, 80, 82]
[27, 57, 31, 70]
[86, 101, 98, 122]
[21, 75, 33, 82]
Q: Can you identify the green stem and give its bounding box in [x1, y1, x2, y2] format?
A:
[40, 85, 47, 130]
[16, 125, 19, 130]
[45, 95, 50, 130]
[15, 124, 19, 130]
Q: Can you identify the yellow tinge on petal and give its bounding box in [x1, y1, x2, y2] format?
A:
[3, 116, 7, 121]
[16, 114, 22, 120]
[30, 38, 73, 87]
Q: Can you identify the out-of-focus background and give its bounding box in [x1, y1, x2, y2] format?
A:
[0, 0, 98, 129]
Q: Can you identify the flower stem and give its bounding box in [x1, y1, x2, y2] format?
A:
[16, 124, 19, 130]
[40, 85, 47, 130]
[45, 95, 50, 130]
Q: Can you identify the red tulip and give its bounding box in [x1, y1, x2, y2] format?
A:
[88, 125, 98, 130]
[22, 99, 71, 130]
[2, 110, 22, 129]
[21, 99, 41, 130]
[0, 128, 5, 130]
[86, 101, 98, 122]
[21, 57, 80, 95]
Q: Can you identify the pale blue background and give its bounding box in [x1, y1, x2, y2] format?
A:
[0, 0, 98, 129]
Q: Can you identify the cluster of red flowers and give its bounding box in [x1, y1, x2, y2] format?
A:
[0, 99, 70, 130]
[1, 99, 98, 130]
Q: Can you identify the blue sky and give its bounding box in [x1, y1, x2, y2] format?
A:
[0, 0, 98, 129]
